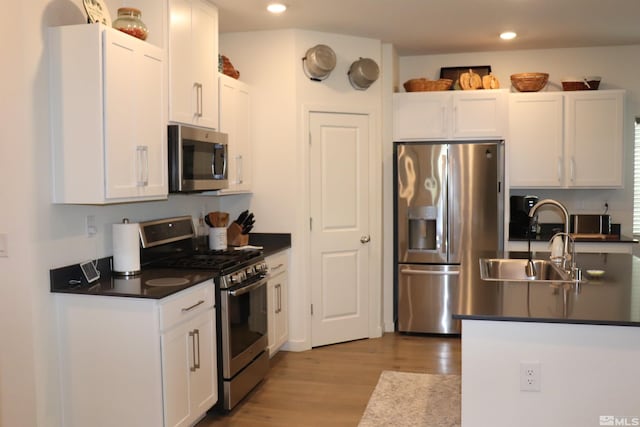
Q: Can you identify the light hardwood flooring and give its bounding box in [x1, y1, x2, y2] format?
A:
[198, 332, 461, 427]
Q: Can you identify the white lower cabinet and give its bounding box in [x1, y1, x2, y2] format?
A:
[56, 281, 217, 427]
[266, 251, 289, 356]
[161, 286, 217, 427]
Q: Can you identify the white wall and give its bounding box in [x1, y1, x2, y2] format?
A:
[0, 2, 220, 426]
[398, 46, 640, 236]
[220, 29, 383, 349]
[461, 320, 640, 426]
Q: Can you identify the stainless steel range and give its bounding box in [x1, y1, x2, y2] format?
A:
[139, 216, 269, 411]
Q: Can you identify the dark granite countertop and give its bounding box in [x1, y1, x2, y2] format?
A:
[509, 234, 637, 244]
[453, 252, 640, 327]
[50, 257, 217, 299]
[249, 233, 291, 257]
[50, 232, 292, 299]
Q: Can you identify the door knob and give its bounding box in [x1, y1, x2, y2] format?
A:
[360, 235, 371, 244]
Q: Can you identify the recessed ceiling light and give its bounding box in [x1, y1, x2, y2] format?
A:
[267, 3, 287, 14]
[500, 31, 517, 41]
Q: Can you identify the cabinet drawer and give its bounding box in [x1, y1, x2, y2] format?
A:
[159, 280, 214, 331]
[266, 251, 288, 277]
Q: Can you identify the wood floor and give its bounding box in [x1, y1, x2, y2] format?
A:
[198, 332, 461, 427]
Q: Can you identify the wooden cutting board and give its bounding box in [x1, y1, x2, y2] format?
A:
[570, 233, 620, 240]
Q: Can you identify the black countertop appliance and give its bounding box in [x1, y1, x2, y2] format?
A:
[509, 195, 538, 238]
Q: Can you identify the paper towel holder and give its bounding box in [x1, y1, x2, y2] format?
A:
[112, 217, 141, 277]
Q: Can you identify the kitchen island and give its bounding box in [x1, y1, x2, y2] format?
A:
[454, 252, 640, 427]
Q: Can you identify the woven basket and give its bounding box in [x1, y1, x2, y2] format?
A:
[510, 73, 549, 92]
[403, 78, 453, 92]
[562, 78, 601, 91]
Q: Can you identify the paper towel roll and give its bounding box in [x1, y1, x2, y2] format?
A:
[112, 221, 140, 275]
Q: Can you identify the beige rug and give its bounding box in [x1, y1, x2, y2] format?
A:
[358, 371, 461, 427]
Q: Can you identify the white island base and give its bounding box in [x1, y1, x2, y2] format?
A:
[461, 319, 640, 426]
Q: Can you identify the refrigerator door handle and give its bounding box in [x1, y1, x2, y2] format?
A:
[448, 152, 455, 258]
[400, 269, 460, 276]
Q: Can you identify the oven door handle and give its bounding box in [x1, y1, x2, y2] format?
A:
[228, 276, 269, 297]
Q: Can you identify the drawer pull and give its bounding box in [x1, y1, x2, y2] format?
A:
[270, 263, 285, 272]
[181, 299, 205, 312]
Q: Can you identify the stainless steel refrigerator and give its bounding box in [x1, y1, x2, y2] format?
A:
[394, 141, 504, 334]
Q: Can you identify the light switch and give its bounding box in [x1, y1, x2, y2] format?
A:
[0, 233, 8, 257]
[86, 215, 97, 237]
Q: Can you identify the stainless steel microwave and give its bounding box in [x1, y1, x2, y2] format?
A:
[168, 124, 228, 192]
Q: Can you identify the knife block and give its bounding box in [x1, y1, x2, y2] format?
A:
[227, 223, 249, 247]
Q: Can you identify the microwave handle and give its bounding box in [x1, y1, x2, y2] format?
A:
[211, 145, 227, 179]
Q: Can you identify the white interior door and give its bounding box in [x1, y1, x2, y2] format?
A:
[309, 112, 370, 347]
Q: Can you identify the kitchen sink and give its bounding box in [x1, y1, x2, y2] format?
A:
[479, 258, 576, 283]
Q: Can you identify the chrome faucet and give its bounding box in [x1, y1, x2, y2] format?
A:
[528, 199, 581, 281]
[529, 198, 570, 255]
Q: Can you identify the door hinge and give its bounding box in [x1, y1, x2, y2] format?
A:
[310, 304, 314, 315]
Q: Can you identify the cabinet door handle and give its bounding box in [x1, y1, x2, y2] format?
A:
[570, 157, 576, 183]
[181, 299, 205, 312]
[136, 145, 149, 187]
[275, 283, 282, 313]
[194, 82, 203, 117]
[189, 330, 197, 372]
[237, 155, 243, 184]
[557, 157, 563, 183]
[194, 328, 200, 370]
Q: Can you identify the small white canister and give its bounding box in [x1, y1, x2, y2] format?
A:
[209, 227, 227, 251]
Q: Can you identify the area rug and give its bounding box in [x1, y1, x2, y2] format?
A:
[358, 371, 461, 427]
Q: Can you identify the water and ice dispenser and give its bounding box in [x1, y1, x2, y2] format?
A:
[408, 206, 438, 251]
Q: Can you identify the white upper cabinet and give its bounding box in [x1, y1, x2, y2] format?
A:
[565, 90, 624, 187]
[49, 24, 167, 204]
[218, 74, 252, 194]
[509, 90, 624, 188]
[168, 0, 219, 129]
[508, 93, 564, 187]
[393, 90, 507, 141]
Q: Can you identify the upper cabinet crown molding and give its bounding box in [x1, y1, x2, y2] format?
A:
[393, 89, 508, 141]
[509, 90, 625, 189]
[49, 24, 167, 204]
[168, 0, 219, 129]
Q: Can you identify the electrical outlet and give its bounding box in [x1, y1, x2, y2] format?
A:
[520, 362, 541, 392]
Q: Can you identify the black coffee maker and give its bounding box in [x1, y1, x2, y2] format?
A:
[509, 195, 539, 238]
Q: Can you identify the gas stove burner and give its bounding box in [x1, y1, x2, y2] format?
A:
[145, 277, 191, 287]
